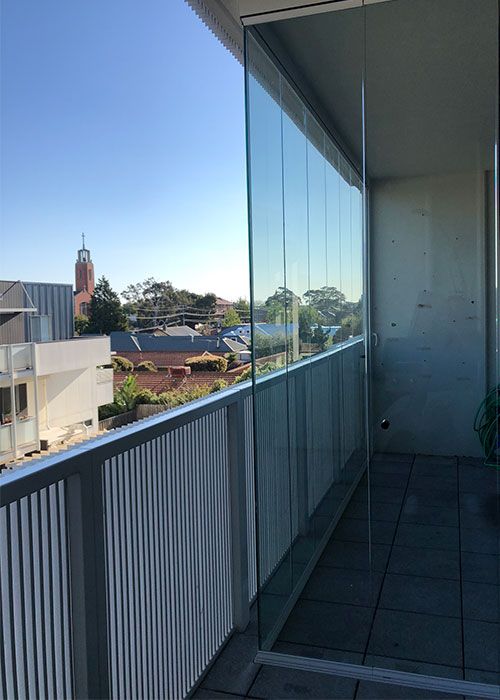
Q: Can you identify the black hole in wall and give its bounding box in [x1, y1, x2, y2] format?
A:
[381, 419, 390, 430]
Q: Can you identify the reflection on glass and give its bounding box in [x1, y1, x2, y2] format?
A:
[246, 27, 367, 650]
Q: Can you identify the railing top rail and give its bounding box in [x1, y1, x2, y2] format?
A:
[0, 378, 251, 506]
[0, 336, 364, 506]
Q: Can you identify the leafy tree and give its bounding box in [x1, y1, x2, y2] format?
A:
[222, 308, 242, 327]
[74, 314, 89, 336]
[234, 297, 250, 315]
[298, 305, 321, 342]
[303, 286, 345, 319]
[341, 312, 363, 338]
[113, 375, 139, 412]
[87, 277, 128, 334]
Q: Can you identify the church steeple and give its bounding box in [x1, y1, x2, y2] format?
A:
[75, 233, 95, 295]
[77, 232, 91, 264]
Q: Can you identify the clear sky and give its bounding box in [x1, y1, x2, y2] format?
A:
[0, 0, 249, 301]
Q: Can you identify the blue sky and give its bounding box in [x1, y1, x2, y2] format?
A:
[0, 0, 249, 301]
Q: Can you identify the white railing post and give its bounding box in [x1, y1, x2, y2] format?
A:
[227, 394, 250, 631]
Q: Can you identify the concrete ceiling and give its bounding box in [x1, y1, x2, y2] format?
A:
[259, 0, 498, 179]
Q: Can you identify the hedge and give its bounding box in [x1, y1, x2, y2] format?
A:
[135, 360, 158, 372]
[185, 354, 228, 372]
[112, 355, 134, 372]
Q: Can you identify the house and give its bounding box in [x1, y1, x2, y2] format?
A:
[214, 296, 233, 315]
[0, 279, 112, 464]
[110, 331, 249, 365]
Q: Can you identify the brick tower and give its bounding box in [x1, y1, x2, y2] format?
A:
[74, 233, 95, 316]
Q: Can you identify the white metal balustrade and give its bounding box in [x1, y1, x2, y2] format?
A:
[0, 338, 364, 699]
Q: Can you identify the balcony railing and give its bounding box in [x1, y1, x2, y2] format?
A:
[0, 338, 364, 699]
[0, 343, 34, 374]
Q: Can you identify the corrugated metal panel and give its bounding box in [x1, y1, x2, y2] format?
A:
[0, 481, 73, 699]
[23, 282, 74, 341]
[0, 281, 26, 344]
[102, 409, 234, 699]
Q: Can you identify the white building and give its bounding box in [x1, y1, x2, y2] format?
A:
[0, 337, 113, 464]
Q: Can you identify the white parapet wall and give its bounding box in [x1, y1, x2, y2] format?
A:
[35, 336, 112, 434]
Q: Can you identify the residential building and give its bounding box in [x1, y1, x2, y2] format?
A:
[1, 2, 498, 700]
[74, 233, 95, 317]
[0, 279, 73, 343]
[215, 296, 234, 315]
[0, 279, 112, 464]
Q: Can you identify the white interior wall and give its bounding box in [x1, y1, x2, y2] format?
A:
[370, 171, 488, 456]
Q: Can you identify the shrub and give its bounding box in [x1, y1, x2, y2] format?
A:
[233, 366, 252, 384]
[225, 352, 237, 364]
[112, 355, 134, 372]
[185, 354, 228, 372]
[134, 388, 162, 405]
[210, 379, 228, 393]
[99, 403, 122, 420]
[113, 375, 139, 411]
[135, 360, 158, 372]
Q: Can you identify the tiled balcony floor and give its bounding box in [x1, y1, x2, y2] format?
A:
[194, 454, 499, 699]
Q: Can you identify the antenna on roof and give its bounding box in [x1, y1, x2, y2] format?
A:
[81, 232, 86, 249]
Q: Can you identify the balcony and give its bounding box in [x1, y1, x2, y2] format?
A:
[1, 338, 497, 699]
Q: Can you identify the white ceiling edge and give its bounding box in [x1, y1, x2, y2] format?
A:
[239, 0, 396, 26]
[185, 0, 244, 63]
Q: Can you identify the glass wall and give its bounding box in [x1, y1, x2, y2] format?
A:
[246, 0, 498, 693]
[245, 22, 367, 650]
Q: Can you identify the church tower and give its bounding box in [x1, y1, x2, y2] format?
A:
[75, 233, 95, 295]
[74, 233, 95, 316]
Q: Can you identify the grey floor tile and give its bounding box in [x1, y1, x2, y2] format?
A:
[461, 528, 499, 555]
[412, 462, 457, 479]
[414, 454, 456, 467]
[379, 573, 461, 617]
[278, 599, 375, 653]
[463, 620, 499, 672]
[408, 474, 457, 493]
[250, 643, 361, 699]
[388, 545, 460, 580]
[352, 485, 406, 505]
[367, 609, 462, 667]
[460, 493, 499, 530]
[367, 472, 410, 489]
[461, 552, 499, 585]
[372, 453, 414, 464]
[464, 667, 500, 685]
[302, 566, 383, 607]
[319, 541, 391, 573]
[344, 499, 401, 523]
[200, 633, 260, 697]
[370, 460, 412, 476]
[332, 518, 397, 545]
[395, 523, 459, 551]
[405, 488, 458, 509]
[401, 497, 458, 527]
[355, 680, 462, 699]
[462, 581, 499, 623]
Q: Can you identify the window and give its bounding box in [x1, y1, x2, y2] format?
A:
[30, 315, 52, 342]
[0, 383, 28, 424]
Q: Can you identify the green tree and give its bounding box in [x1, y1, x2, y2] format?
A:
[74, 314, 89, 336]
[87, 277, 128, 334]
[234, 297, 250, 317]
[303, 286, 345, 320]
[298, 305, 321, 342]
[222, 308, 242, 327]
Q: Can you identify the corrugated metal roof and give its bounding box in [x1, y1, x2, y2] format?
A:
[110, 332, 247, 353]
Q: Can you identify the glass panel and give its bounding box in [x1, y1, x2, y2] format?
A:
[246, 31, 293, 646]
[0, 423, 13, 454]
[246, 6, 367, 654]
